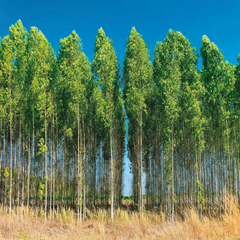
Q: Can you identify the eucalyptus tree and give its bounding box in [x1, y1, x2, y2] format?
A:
[91, 81, 108, 204]
[27, 27, 55, 221]
[153, 30, 182, 221]
[0, 33, 16, 212]
[9, 20, 28, 210]
[84, 72, 103, 208]
[0, 39, 8, 206]
[153, 31, 205, 220]
[234, 55, 240, 201]
[0, 40, 5, 205]
[200, 36, 235, 205]
[113, 80, 126, 206]
[123, 28, 152, 215]
[57, 30, 92, 222]
[46, 50, 58, 219]
[92, 28, 121, 220]
[172, 32, 204, 215]
[180, 79, 205, 216]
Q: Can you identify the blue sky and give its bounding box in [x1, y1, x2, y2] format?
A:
[1, 0, 239, 195]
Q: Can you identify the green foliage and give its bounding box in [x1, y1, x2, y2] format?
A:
[58, 30, 90, 117]
[196, 178, 205, 209]
[15, 230, 30, 240]
[1, 20, 240, 222]
[92, 28, 119, 128]
[123, 27, 152, 121]
[37, 138, 47, 155]
[38, 182, 45, 201]
[65, 128, 73, 138]
[4, 166, 10, 180]
[122, 196, 134, 201]
[123, 28, 152, 205]
[200, 35, 235, 138]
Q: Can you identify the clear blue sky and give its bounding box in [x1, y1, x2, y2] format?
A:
[1, 0, 239, 195]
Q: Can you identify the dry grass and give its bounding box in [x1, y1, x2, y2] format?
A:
[0, 197, 240, 239]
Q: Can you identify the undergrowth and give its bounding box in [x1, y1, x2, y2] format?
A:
[0, 196, 239, 239]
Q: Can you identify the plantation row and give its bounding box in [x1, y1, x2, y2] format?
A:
[0, 20, 240, 222]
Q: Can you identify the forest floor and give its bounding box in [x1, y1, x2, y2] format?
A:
[0, 198, 240, 239]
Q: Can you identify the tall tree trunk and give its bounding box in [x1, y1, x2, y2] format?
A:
[226, 119, 231, 195]
[27, 133, 31, 208]
[50, 119, 53, 220]
[56, 125, 59, 219]
[18, 116, 21, 212]
[44, 102, 48, 222]
[139, 109, 143, 218]
[0, 119, 2, 206]
[9, 87, 12, 213]
[32, 113, 35, 207]
[77, 102, 80, 223]
[171, 119, 174, 223]
[3, 124, 6, 208]
[22, 118, 25, 215]
[52, 115, 55, 219]
[83, 116, 86, 221]
[110, 116, 114, 221]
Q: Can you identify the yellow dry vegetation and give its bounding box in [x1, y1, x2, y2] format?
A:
[0, 196, 240, 239]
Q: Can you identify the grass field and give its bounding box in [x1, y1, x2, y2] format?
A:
[0, 196, 240, 239]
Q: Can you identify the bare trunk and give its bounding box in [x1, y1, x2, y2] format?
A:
[32, 113, 35, 207]
[22, 119, 25, 216]
[139, 110, 143, 218]
[0, 119, 2, 206]
[27, 134, 31, 208]
[56, 125, 59, 219]
[226, 119, 230, 195]
[44, 103, 48, 222]
[18, 116, 21, 212]
[171, 120, 174, 223]
[110, 124, 114, 221]
[77, 102, 81, 223]
[83, 116, 86, 221]
[50, 120, 53, 220]
[9, 88, 12, 213]
[52, 116, 55, 219]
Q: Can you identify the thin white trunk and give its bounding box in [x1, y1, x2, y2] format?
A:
[27, 134, 31, 208]
[9, 87, 12, 213]
[77, 102, 80, 223]
[110, 125, 114, 221]
[44, 102, 48, 222]
[171, 120, 174, 223]
[140, 110, 143, 218]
